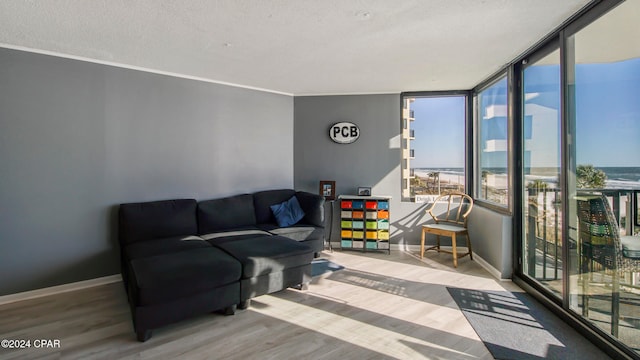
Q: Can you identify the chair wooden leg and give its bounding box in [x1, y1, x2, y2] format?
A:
[420, 228, 425, 259]
[452, 234, 458, 268]
[466, 233, 473, 260]
[436, 235, 441, 251]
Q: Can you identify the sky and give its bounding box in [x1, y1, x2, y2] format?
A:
[409, 57, 640, 169]
[410, 95, 465, 168]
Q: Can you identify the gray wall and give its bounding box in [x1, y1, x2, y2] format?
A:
[293, 94, 429, 248]
[294, 94, 512, 278]
[468, 207, 513, 278]
[0, 48, 293, 295]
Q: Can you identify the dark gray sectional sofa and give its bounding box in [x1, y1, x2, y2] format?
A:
[118, 189, 325, 341]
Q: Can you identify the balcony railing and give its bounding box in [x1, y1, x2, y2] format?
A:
[525, 188, 640, 348]
[526, 188, 639, 282]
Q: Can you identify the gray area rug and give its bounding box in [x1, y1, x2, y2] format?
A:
[311, 258, 344, 277]
[447, 287, 610, 360]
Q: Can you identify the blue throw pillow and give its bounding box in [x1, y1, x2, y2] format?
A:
[270, 196, 305, 227]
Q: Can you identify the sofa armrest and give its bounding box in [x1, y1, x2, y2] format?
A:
[295, 191, 325, 228]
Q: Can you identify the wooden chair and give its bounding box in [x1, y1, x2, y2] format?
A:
[420, 192, 474, 268]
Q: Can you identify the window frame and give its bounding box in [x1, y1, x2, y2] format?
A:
[472, 70, 513, 214]
[399, 90, 472, 202]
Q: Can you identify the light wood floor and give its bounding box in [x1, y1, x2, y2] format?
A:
[0, 250, 523, 360]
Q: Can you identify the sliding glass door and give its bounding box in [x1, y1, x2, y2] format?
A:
[565, 1, 640, 351]
[518, 1, 639, 356]
[521, 48, 563, 298]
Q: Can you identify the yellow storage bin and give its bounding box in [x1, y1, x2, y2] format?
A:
[341, 230, 353, 238]
[353, 231, 364, 239]
[366, 230, 378, 239]
[377, 230, 389, 240]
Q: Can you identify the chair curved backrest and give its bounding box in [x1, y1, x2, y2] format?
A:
[427, 192, 474, 227]
[577, 192, 640, 273]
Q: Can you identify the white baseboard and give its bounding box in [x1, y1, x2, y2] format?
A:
[0, 274, 122, 306]
[328, 242, 510, 281]
[472, 253, 510, 281]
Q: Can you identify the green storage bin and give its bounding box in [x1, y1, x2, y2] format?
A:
[341, 220, 352, 228]
[365, 221, 377, 229]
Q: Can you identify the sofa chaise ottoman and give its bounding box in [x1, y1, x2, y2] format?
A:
[118, 189, 324, 341]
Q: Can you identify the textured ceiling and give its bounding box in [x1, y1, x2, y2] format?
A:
[0, 0, 592, 95]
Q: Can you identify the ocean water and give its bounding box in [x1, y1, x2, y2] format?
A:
[414, 167, 640, 189]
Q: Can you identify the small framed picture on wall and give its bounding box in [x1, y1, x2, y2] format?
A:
[357, 187, 371, 196]
[319, 180, 336, 200]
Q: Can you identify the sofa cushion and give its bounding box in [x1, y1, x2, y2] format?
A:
[125, 235, 210, 260]
[119, 199, 198, 245]
[259, 224, 324, 242]
[201, 229, 272, 243]
[270, 196, 305, 227]
[621, 236, 640, 259]
[295, 191, 325, 227]
[253, 189, 296, 224]
[198, 194, 257, 234]
[210, 236, 314, 278]
[130, 247, 241, 306]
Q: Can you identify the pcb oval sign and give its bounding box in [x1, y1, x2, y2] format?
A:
[329, 122, 360, 144]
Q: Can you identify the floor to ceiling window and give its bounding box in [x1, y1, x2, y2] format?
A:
[521, 48, 563, 298]
[514, 1, 639, 357]
[565, 1, 640, 353]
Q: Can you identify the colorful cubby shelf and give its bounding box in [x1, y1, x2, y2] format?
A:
[338, 195, 391, 253]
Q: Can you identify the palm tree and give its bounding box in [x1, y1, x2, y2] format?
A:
[576, 164, 607, 189]
[428, 171, 440, 194]
[527, 179, 548, 193]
